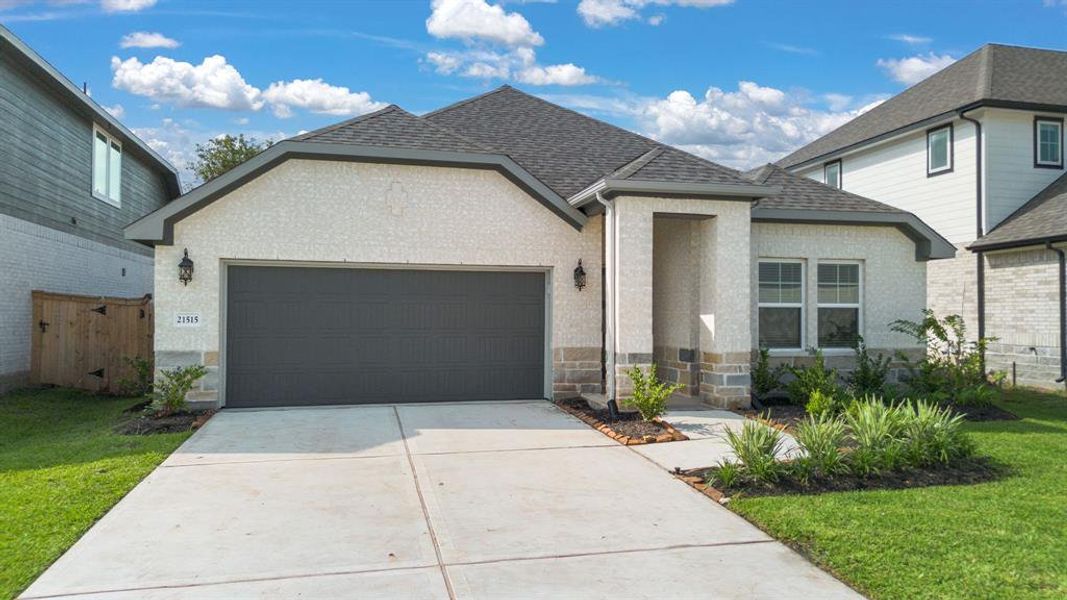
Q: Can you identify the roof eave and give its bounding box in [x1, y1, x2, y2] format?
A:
[968, 233, 1067, 252]
[125, 140, 587, 244]
[0, 25, 181, 196]
[752, 207, 956, 261]
[570, 178, 778, 208]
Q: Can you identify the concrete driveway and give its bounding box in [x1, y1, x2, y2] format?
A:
[23, 401, 858, 599]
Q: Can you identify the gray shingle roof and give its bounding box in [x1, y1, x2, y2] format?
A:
[778, 43, 1067, 169]
[294, 105, 490, 153]
[971, 173, 1067, 249]
[744, 164, 904, 213]
[422, 85, 752, 198]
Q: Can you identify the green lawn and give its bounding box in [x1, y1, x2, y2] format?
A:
[732, 388, 1067, 599]
[0, 388, 191, 599]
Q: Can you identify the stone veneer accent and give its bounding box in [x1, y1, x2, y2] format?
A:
[653, 346, 700, 397]
[552, 346, 603, 399]
[700, 352, 751, 409]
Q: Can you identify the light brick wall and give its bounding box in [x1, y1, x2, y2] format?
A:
[984, 246, 1064, 389]
[0, 214, 153, 392]
[154, 160, 603, 406]
[927, 245, 980, 335]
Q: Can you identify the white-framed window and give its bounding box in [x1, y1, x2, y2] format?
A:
[1034, 117, 1063, 169]
[823, 160, 841, 189]
[817, 261, 862, 349]
[757, 260, 804, 350]
[926, 124, 953, 176]
[92, 125, 122, 206]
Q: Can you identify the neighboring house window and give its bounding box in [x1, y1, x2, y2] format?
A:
[926, 124, 953, 176]
[92, 125, 122, 205]
[817, 262, 861, 348]
[758, 260, 804, 350]
[823, 160, 841, 189]
[1034, 117, 1063, 169]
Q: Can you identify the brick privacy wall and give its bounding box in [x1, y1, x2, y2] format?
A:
[927, 245, 979, 336]
[984, 247, 1063, 389]
[0, 214, 153, 392]
[154, 160, 603, 406]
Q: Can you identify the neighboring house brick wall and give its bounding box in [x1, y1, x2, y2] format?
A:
[984, 247, 1064, 388]
[153, 160, 603, 406]
[750, 222, 927, 378]
[0, 214, 153, 392]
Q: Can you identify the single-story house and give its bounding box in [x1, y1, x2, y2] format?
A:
[125, 86, 954, 410]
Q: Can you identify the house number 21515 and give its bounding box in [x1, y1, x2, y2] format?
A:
[175, 313, 201, 327]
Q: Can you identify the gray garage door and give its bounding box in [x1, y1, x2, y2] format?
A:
[225, 266, 546, 408]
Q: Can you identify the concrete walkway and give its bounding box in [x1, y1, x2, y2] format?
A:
[23, 401, 858, 599]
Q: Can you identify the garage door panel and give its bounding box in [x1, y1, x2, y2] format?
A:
[225, 266, 547, 407]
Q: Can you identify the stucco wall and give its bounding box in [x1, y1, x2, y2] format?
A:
[750, 222, 927, 354]
[652, 217, 700, 351]
[155, 159, 603, 403]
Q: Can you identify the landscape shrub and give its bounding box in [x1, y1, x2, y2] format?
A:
[805, 388, 848, 418]
[708, 459, 741, 489]
[847, 336, 891, 397]
[902, 400, 974, 465]
[794, 414, 848, 478]
[624, 364, 682, 421]
[890, 311, 998, 403]
[151, 364, 208, 416]
[844, 398, 908, 475]
[117, 356, 154, 397]
[787, 349, 842, 405]
[723, 420, 785, 483]
[752, 347, 786, 397]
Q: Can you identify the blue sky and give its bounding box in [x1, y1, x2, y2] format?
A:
[5, 0, 1067, 186]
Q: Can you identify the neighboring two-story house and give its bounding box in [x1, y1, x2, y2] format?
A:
[0, 25, 181, 392]
[780, 43, 1067, 389]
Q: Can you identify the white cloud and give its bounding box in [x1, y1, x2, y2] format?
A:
[632, 82, 882, 168]
[102, 103, 124, 118]
[577, 0, 733, 28]
[101, 0, 156, 12]
[876, 52, 956, 85]
[120, 31, 180, 49]
[262, 79, 387, 118]
[766, 42, 818, 56]
[516, 63, 597, 86]
[426, 46, 599, 86]
[887, 33, 931, 45]
[647, 13, 664, 25]
[111, 55, 264, 111]
[426, 0, 544, 47]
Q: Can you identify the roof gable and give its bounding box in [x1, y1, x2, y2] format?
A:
[779, 44, 1067, 169]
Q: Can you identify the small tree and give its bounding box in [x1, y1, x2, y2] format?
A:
[190, 134, 272, 182]
[623, 365, 682, 421]
[890, 310, 995, 402]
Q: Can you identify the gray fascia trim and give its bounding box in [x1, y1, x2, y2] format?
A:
[125, 141, 586, 244]
[571, 178, 778, 208]
[751, 207, 957, 261]
[969, 233, 1067, 252]
[0, 25, 181, 195]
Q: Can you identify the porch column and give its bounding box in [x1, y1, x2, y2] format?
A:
[697, 205, 753, 408]
[613, 198, 654, 397]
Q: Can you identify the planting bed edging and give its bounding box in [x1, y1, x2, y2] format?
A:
[556, 398, 688, 445]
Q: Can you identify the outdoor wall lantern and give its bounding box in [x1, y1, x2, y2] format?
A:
[178, 249, 194, 286]
[573, 259, 587, 291]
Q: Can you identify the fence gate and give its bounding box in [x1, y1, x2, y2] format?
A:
[31, 291, 154, 393]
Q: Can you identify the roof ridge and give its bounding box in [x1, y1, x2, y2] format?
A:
[420, 85, 513, 119]
[292, 104, 402, 141]
[606, 148, 663, 180]
[978, 44, 994, 98]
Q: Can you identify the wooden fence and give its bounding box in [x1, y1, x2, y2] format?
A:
[31, 291, 154, 394]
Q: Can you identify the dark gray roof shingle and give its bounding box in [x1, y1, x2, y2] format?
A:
[779, 44, 1067, 168]
[423, 86, 752, 198]
[971, 173, 1067, 249]
[744, 163, 904, 213]
[295, 105, 490, 153]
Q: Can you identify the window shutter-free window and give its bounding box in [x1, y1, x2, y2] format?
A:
[1036, 119, 1062, 167]
[92, 131, 108, 198]
[91, 125, 122, 205]
[758, 261, 803, 349]
[824, 161, 841, 189]
[817, 263, 861, 348]
[927, 125, 952, 175]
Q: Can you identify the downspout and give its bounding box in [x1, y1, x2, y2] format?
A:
[596, 191, 620, 418]
[959, 109, 986, 370]
[1047, 242, 1067, 385]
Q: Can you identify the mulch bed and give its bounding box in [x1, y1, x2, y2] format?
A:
[949, 403, 1019, 421]
[556, 397, 688, 444]
[677, 456, 1006, 500]
[116, 409, 215, 435]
